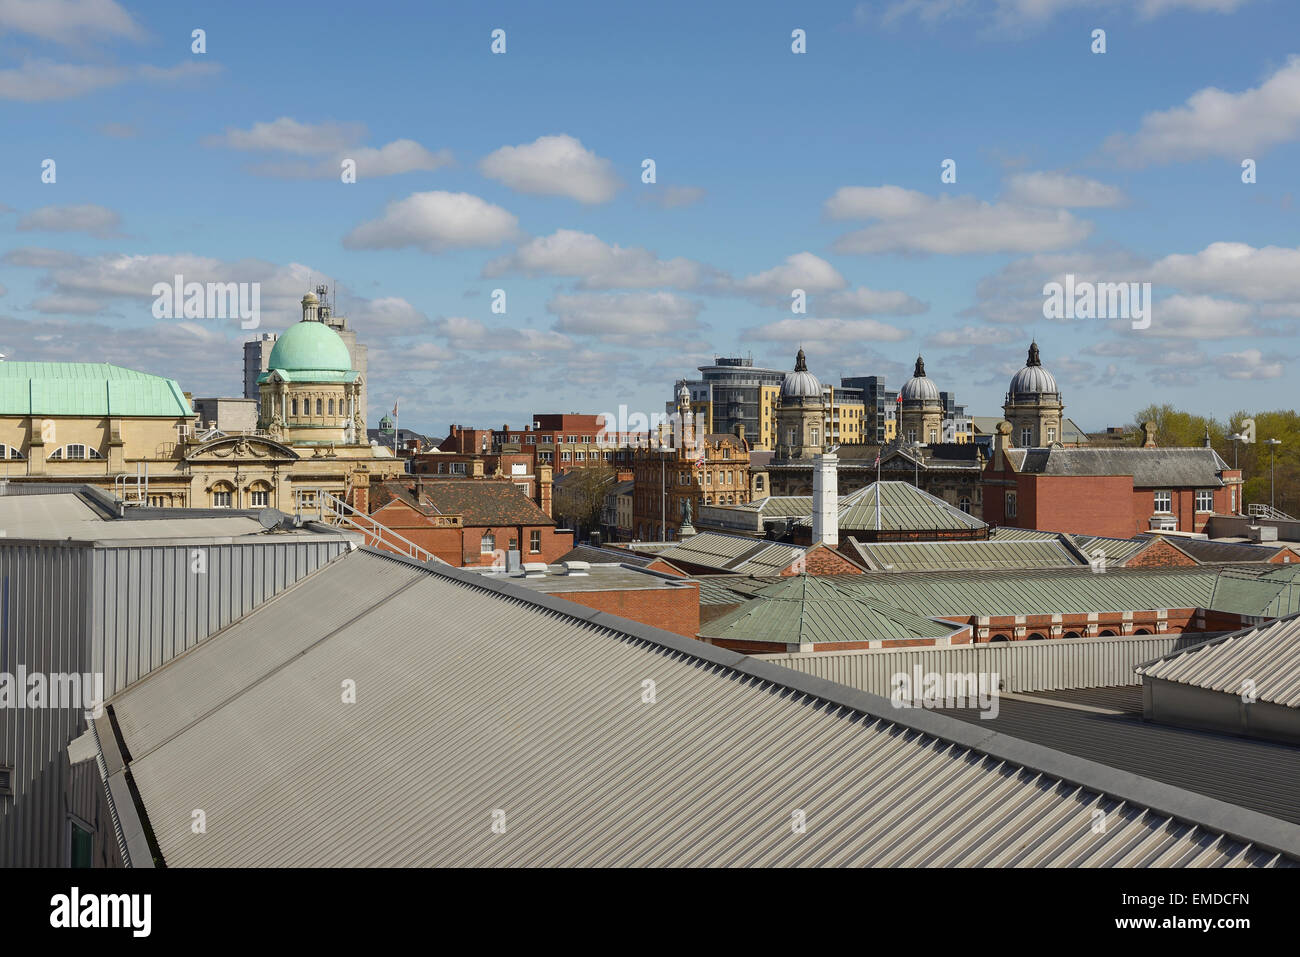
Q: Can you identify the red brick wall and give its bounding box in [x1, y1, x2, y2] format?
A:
[779, 545, 863, 576]
[555, 583, 699, 638]
[646, 557, 688, 577]
[368, 501, 571, 567]
[1270, 547, 1300, 564]
[1123, 538, 1198, 568]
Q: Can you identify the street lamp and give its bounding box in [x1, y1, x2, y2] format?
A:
[1229, 432, 1243, 469]
[1266, 438, 1282, 511]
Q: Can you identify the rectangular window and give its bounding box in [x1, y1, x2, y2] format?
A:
[213, 491, 232, 508]
[251, 490, 269, 508]
[1047, 427, 1057, 443]
[1196, 489, 1214, 512]
[1020, 428, 1032, 446]
[1154, 490, 1172, 513]
[451, 462, 467, 474]
[530, 530, 541, 553]
[541, 436, 553, 444]
[1005, 492, 1017, 519]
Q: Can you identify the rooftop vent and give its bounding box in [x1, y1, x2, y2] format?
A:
[1250, 525, 1279, 543]
[522, 561, 548, 578]
[562, 560, 591, 576]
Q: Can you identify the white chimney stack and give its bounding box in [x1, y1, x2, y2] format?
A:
[812, 452, 839, 547]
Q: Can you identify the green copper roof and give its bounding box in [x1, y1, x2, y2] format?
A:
[264, 321, 353, 376]
[0, 361, 192, 417]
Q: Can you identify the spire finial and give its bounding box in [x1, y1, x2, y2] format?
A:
[1027, 341, 1041, 367]
[914, 355, 925, 378]
[794, 348, 807, 373]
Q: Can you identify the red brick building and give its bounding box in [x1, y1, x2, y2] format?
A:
[369, 478, 572, 567]
[983, 425, 1242, 538]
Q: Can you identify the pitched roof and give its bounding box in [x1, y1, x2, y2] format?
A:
[1015, 447, 1230, 487]
[1206, 564, 1300, 619]
[629, 531, 805, 574]
[1137, 612, 1300, 709]
[796, 481, 986, 533]
[375, 479, 555, 527]
[97, 547, 1300, 867]
[1149, 536, 1289, 565]
[698, 575, 964, 645]
[1072, 534, 1152, 565]
[0, 361, 192, 417]
[848, 536, 1084, 572]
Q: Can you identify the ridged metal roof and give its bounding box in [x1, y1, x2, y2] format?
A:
[0, 361, 192, 417]
[100, 548, 1300, 867]
[647, 532, 804, 574]
[698, 575, 962, 645]
[1207, 564, 1300, 618]
[1137, 613, 1300, 708]
[850, 537, 1083, 571]
[796, 481, 986, 532]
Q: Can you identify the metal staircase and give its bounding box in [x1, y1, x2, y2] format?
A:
[297, 488, 442, 565]
[1248, 503, 1296, 521]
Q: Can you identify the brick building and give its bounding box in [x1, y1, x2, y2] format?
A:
[369, 478, 571, 567]
[631, 384, 752, 540]
[983, 424, 1243, 538]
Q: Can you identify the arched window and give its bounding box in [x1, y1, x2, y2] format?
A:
[958, 497, 971, 514]
[316, 398, 323, 416]
[328, 398, 334, 416]
[211, 482, 234, 508]
[480, 532, 495, 554]
[990, 634, 1010, 642]
[1064, 631, 1082, 639]
[48, 444, 103, 461]
[0, 444, 25, 460]
[291, 398, 298, 416]
[1027, 633, 1046, 641]
[1099, 629, 1117, 637]
[1134, 628, 1151, 635]
[249, 482, 271, 509]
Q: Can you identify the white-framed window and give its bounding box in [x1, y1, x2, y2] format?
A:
[1195, 489, 1214, 512]
[929, 428, 938, 444]
[480, 533, 496, 554]
[811, 427, 820, 445]
[704, 471, 711, 485]
[907, 429, 917, 443]
[213, 490, 233, 508]
[1047, 426, 1057, 443]
[1154, 489, 1172, 513]
[0, 444, 24, 460]
[959, 497, 971, 514]
[1005, 492, 1017, 519]
[49, 444, 102, 461]
[451, 462, 467, 474]
[251, 489, 269, 508]
[561, 451, 572, 462]
[315, 399, 323, 415]
[530, 530, 541, 553]
[1020, 427, 1033, 447]
[575, 451, 586, 462]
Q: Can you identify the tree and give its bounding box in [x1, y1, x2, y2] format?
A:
[1133, 404, 1300, 516]
[553, 463, 616, 541]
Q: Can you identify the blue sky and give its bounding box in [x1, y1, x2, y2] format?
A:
[1, 0, 1297, 436]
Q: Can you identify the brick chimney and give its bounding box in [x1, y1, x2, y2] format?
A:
[538, 463, 553, 517]
[812, 452, 839, 547]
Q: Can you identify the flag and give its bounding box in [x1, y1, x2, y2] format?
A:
[873, 451, 880, 468]
[392, 401, 399, 417]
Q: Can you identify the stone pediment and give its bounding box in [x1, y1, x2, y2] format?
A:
[186, 434, 299, 463]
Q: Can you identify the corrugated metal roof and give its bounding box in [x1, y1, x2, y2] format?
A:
[935, 693, 1300, 825]
[1207, 564, 1300, 618]
[0, 493, 276, 542]
[797, 481, 985, 532]
[645, 532, 804, 574]
[0, 361, 192, 417]
[1137, 612, 1300, 708]
[698, 575, 962, 645]
[100, 548, 1300, 867]
[851, 537, 1083, 571]
[1072, 535, 1151, 565]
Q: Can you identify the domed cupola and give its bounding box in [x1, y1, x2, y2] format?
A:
[780, 348, 822, 401]
[1008, 340, 1060, 398]
[899, 356, 941, 403]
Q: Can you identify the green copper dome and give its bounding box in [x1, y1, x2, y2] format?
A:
[266, 320, 353, 373]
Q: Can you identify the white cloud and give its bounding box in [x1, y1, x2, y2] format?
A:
[1150, 242, 1300, 301]
[484, 229, 711, 290]
[825, 285, 929, 316]
[732, 252, 846, 302]
[18, 203, 121, 237]
[344, 192, 521, 254]
[1002, 171, 1126, 208]
[1219, 348, 1284, 379]
[825, 185, 1091, 254]
[433, 316, 573, 352]
[479, 134, 621, 204]
[204, 117, 367, 155]
[1107, 56, 1300, 165]
[348, 296, 432, 335]
[546, 291, 702, 339]
[744, 316, 909, 345]
[925, 325, 1018, 347]
[965, 248, 1152, 324]
[1142, 294, 1255, 339]
[642, 185, 706, 209]
[0, 0, 144, 44]
[0, 58, 219, 101]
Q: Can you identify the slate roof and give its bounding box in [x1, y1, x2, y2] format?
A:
[1015, 447, 1231, 487]
[1150, 536, 1289, 565]
[374, 479, 555, 527]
